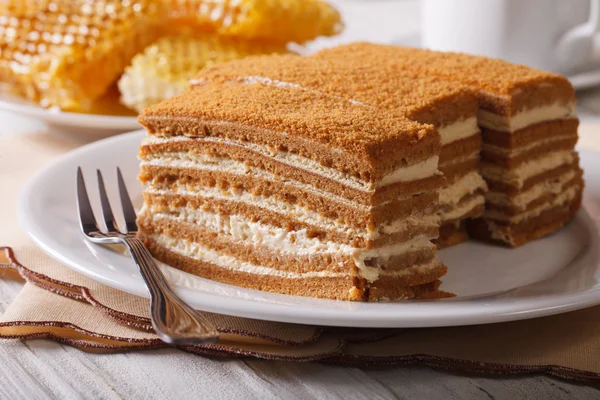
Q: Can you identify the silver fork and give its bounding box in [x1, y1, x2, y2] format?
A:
[76, 167, 219, 345]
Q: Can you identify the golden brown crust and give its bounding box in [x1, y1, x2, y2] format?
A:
[315, 42, 575, 116]
[195, 53, 478, 128]
[139, 82, 439, 181]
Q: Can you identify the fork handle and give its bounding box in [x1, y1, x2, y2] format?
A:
[121, 236, 219, 345]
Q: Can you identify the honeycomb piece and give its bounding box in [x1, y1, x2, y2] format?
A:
[168, 0, 344, 44]
[118, 34, 290, 112]
[0, 0, 162, 111]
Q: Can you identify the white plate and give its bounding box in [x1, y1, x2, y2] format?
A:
[17, 130, 600, 328]
[0, 92, 139, 134]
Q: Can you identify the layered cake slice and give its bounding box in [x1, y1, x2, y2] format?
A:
[137, 81, 450, 301]
[318, 43, 582, 247]
[194, 53, 486, 247]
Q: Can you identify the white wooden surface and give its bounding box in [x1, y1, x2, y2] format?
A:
[3, 1, 600, 398]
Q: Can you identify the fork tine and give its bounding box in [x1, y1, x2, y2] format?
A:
[96, 169, 118, 232]
[76, 167, 101, 234]
[117, 167, 138, 233]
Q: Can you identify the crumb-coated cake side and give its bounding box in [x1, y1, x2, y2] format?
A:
[193, 52, 487, 247]
[316, 43, 582, 247]
[137, 80, 451, 301]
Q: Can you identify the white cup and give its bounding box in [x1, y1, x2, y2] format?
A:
[421, 0, 600, 74]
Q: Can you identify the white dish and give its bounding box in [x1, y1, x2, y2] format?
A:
[0, 92, 139, 134]
[17, 130, 600, 328]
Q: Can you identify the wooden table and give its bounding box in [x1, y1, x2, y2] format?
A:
[3, 1, 600, 397]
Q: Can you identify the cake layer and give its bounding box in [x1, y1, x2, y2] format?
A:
[439, 134, 481, 165]
[142, 189, 439, 248]
[482, 136, 578, 169]
[485, 159, 580, 197]
[439, 152, 480, 182]
[139, 209, 440, 275]
[477, 103, 574, 132]
[140, 219, 442, 287]
[139, 82, 440, 183]
[485, 168, 582, 214]
[439, 190, 486, 224]
[481, 118, 578, 148]
[141, 136, 441, 195]
[468, 190, 582, 247]
[142, 235, 448, 301]
[483, 179, 583, 223]
[140, 160, 443, 211]
[439, 170, 488, 209]
[435, 221, 469, 248]
[146, 238, 365, 300]
[141, 165, 440, 231]
[480, 150, 578, 190]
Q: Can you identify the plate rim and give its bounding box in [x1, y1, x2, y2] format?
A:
[16, 130, 600, 328]
[0, 95, 139, 130]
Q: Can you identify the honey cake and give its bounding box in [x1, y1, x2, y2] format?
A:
[193, 53, 486, 247]
[137, 81, 451, 301]
[317, 43, 582, 247]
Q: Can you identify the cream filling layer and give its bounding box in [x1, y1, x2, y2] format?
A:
[478, 102, 575, 132]
[147, 206, 357, 256]
[439, 171, 488, 206]
[150, 232, 436, 282]
[482, 134, 577, 157]
[484, 183, 580, 223]
[146, 185, 438, 240]
[142, 136, 440, 191]
[439, 117, 479, 145]
[141, 152, 371, 212]
[485, 169, 577, 210]
[147, 205, 439, 258]
[480, 150, 576, 188]
[440, 193, 485, 222]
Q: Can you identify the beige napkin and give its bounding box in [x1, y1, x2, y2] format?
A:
[2, 133, 600, 382]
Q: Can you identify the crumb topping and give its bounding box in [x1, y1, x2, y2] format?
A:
[139, 81, 436, 159]
[315, 42, 574, 98]
[195, 52, 476, 122]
